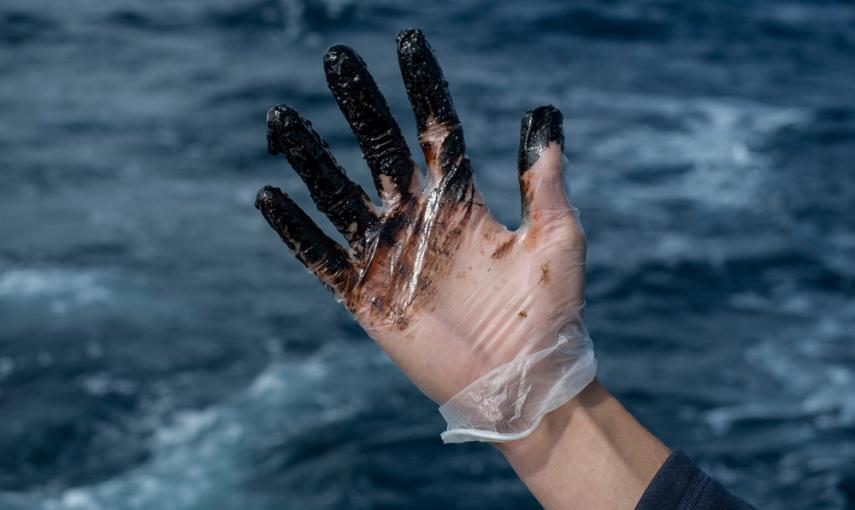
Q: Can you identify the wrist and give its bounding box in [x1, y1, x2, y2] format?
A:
[496, 380, 671, 510]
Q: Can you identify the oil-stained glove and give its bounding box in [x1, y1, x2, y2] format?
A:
[254, 29, 596, 443]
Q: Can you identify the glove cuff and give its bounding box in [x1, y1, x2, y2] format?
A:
[438, 323, 596, 443]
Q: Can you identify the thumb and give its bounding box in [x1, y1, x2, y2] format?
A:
[517, 106, 571, 225]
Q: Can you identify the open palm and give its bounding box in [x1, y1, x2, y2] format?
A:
[256, 30, 591, 425]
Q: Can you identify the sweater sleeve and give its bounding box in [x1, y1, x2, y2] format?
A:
[635, 451, 756, 510]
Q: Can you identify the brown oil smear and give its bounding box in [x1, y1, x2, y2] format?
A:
[490, 236, 515, 259]
[539, 262, 551, 285]
[346, 178, 477, 329]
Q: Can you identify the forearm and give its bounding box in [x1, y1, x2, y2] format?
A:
[497, 380, 671, 510]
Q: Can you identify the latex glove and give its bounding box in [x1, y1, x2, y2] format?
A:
[255, 29, 595, 443]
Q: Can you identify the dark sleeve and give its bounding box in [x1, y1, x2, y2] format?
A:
[635, 451, 756, 510]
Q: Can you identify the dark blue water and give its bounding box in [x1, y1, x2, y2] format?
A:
[1, 1, 854, 508]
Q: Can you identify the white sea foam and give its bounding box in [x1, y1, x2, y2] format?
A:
[32, 343, 395, 510]
[0, 268, 110, 313]
[566, 89, 808, 210]
[706, 293, 855, 435]
[80, 373, 137, 397]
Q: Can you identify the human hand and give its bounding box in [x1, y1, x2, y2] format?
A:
[255, 29, 594, 442]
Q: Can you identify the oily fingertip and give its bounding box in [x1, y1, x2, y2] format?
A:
[323, 44, 361, 74]
[266, 104, 302, 155]
[254, 185, 281, 211]
[518, 105, 564, 173]
[396, 28, 425, 50]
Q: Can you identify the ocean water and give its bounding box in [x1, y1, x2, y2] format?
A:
[1, 0, 854, 508]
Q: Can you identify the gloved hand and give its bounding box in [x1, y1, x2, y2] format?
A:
[255, 29, 595, 443]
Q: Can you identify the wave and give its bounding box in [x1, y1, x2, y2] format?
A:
[14, 343, 396, 510]
[0, 268, 111, 314]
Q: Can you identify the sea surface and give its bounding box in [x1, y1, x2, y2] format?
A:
[1, 0, 854, 508]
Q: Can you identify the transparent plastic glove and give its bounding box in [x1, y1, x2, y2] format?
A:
[254, 29, 596, 443]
